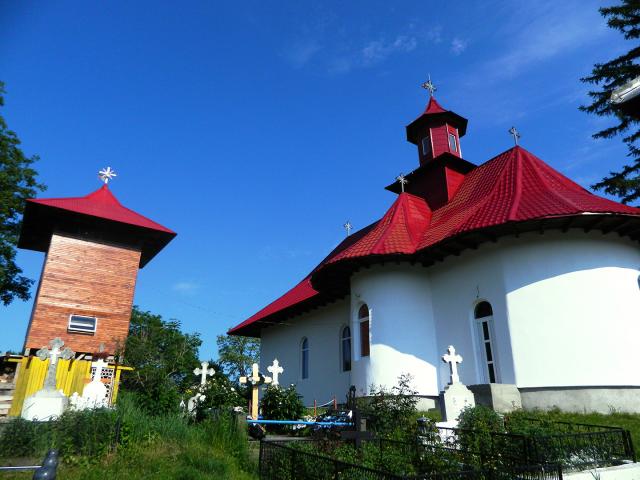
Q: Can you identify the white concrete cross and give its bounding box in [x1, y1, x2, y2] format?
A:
[442, 345, 463, 384]
[194, 361, 215, 386]
[36, 337, 75, 390]
[267, 358, 284, 386]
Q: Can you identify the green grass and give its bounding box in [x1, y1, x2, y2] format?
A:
[0, 394, 258, 480]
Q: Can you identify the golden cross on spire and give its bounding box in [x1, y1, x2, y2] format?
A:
[421, 74, 436, 97]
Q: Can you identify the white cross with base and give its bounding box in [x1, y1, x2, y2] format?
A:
[36, 337, 75, 390]
[239, 363, 272, 419]
[442, 345, 463, 384]
[194, 361, 215, 386]
[267, 359, 284, 386]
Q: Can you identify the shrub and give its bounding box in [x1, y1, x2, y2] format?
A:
[260, 384, 304, 432]
[362, 373, 418, 439]
[193, 372, 244, 421]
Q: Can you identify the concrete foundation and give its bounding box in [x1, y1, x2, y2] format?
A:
[470, 383, 522, 413]
[519, 386, 640, 414]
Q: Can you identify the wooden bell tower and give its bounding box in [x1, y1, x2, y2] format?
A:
[18, 170, 176, 356]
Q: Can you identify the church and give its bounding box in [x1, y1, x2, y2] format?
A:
[229, 85, 640, 414]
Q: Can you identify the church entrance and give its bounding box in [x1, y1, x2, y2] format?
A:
[474, 301, 498, 383]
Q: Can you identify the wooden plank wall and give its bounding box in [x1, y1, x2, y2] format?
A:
[24, 233, 141, 355]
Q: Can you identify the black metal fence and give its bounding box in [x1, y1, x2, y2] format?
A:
[259, 440, 563, 480]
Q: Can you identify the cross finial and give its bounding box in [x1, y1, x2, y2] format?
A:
[508, 126, 521, 146]
[396, 173, 408, 193]
[343, 221, 353, 236]
[194, 361, 215, 386]
[98, 166, 117, 184]
[267, 358, 284, 386]
[421, 74, 437, 97]
[442, 345, 463, 384]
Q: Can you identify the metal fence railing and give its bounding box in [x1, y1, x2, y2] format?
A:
[259, 439, 564, 480]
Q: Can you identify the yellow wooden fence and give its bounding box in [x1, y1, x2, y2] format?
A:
[8, 357, 130, 416]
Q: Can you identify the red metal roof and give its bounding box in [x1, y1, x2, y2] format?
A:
[424, 96, 447, 114]
[229, 146, 640, 337]
[28, 185, 175, 234]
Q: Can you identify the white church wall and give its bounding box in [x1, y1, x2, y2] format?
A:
[259, 299, 351, 406]
[501, 231, 640, 388]
[350, 265, 439, 397]
[429, 242, 516, 390]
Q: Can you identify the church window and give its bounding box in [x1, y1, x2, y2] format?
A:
[301, 337, 309, 379]
[422, 135, 432, 156]
[448, 133, 458, 153]
[474, 301, 497, 383]
[358, 305, 370, 357]
[68, 314, 97, 334]
[341, 326, 351, 372]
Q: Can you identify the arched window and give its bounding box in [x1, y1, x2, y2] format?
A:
[341, 326, 351, 372]
[358, 305, 370, 357]
[474, 301, 497, 383]
[301, 337, 309, 379]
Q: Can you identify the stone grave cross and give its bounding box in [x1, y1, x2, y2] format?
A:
[36, 337, 75, 390]
[442, 345, 463, 384]
[194, 361, 215, 386]
[266, 359, 283, 386]
[240, 363, 272, 419]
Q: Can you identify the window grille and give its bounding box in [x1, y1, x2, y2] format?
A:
[68, 315, 97, 334]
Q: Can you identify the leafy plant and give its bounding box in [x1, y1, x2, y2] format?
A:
[361, 373, 419, 439]
[118, 306, 202, 415]
[260, 384, 304, 433]
[216, 335, 260, 384]
[0, 81, 46, 306]
[193, 368, 244, 421]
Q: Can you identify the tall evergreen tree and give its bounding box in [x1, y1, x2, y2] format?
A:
[0, 82, 46, 305]
[580, 1, 640, 205]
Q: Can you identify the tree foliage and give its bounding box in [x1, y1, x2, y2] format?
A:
[216, 334, 260, 383]
[0, 81, 46, 305]
[119, 306, 202, 415]
[580, 0, 640, 204]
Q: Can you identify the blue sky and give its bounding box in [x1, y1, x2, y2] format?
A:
[0, 1, 630, 359]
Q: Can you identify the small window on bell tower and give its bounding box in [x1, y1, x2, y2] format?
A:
[448, 133, 458, 153]
[422, 136, 432, 156]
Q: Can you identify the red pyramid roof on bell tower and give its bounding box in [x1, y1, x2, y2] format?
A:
[424, 96, 447, 114]
[28, 185, 175, 234]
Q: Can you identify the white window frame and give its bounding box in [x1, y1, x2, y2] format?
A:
[68, 314, 98, 335]
[422, 134, 432, 156]
[473, 302, 499, 383]
[448, 132, 458, 153]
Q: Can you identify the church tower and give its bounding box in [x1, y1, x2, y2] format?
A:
[18, 169, 176, 356]
[386, 80, 476, 210]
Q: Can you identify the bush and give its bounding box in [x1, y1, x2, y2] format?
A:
[260, 384, 304, 433]
[193, 373, 244, 421]
[362, 373, 418, 439]
[0, 408, 119, 462]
